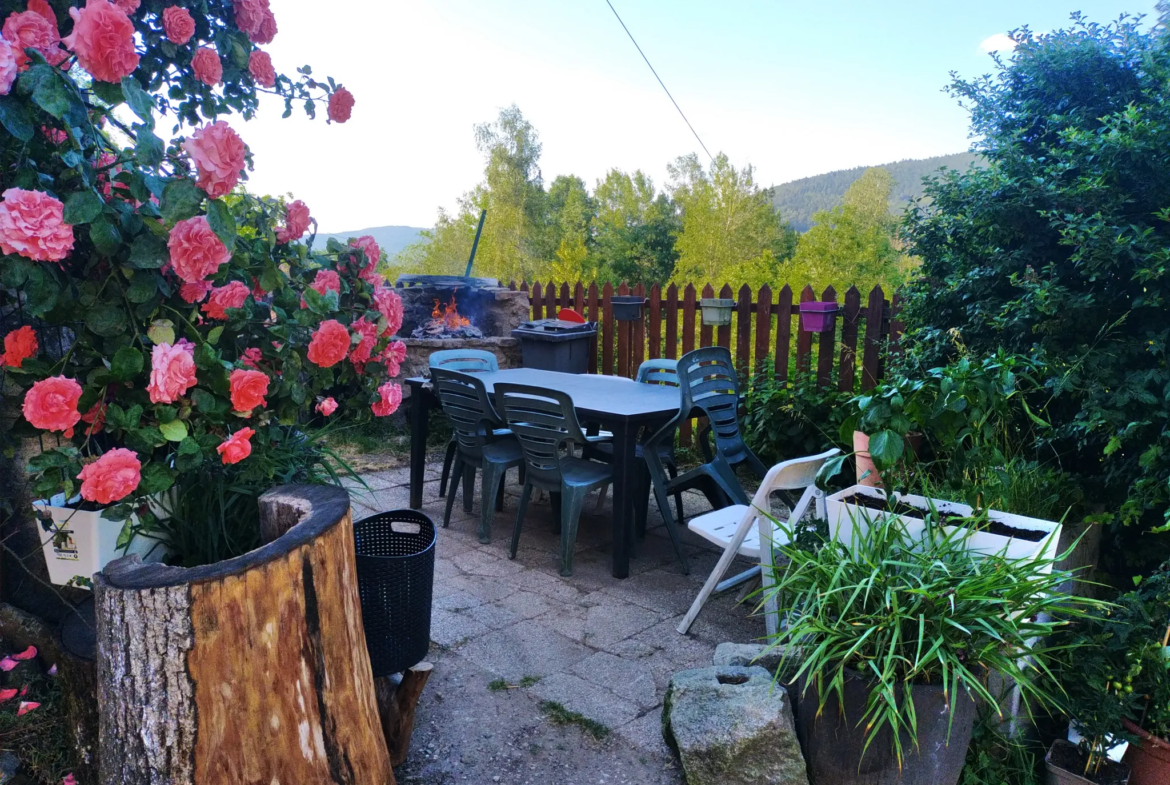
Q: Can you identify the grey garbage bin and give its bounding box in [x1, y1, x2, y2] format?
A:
[511, 319, 597, 373]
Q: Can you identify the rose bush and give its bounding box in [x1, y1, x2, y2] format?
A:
[0, 0, 402, 565]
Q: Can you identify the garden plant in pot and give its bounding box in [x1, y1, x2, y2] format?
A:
[0, 0, 407, 575]
[761, 505, 1081, 785]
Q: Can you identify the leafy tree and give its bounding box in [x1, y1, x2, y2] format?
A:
[593, 169, 680, 285]
[786, 167, 915, 292]
[900, 15, 1170, 528]
[669, 153, 791, 286]
[545, 175, 598, 282]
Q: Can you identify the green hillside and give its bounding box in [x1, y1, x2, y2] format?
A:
[312, 225, 426, 258]
[772, 152, 982, 231]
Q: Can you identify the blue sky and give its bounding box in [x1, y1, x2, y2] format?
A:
[243, 1, 1155, 232]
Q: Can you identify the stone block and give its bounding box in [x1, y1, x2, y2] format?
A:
[663, 666, 807, 785]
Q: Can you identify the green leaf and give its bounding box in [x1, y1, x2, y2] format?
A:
[0, 94, 34, 141]
[121, 76, 155, 124]
[89, 220, 122, 256]
[159, 419, 188, 442]
[178, 437, 201, 456]
[0, 257, 31, 288]
[128, 232, 168, 269]
[125, 427, 165, 452]
[868, 430, 905, 468]
[63, 191, 104, 225]
[101, 503, 135, 522]
[124, 404, 143, 429]
[191, 388, 226, 413]
[25, 264, 59, 315]
[302, 286, 338, 315]
[85, 305, 126, 337]
[126, 271, 159, 303]
[148, 319, 176, 345]
[110, 346, 144, 381]
[160, 178, 204, 222]
[207, 326, 224, 345]
[155, 405, 177, 423]
[206, 199, 237, 250]
[91, 81, 124, 106]
[136, 127, 164, 168]
[115, 518, 135, 549]
[258, 264, 282, 293]
[138, 462, 175, 495]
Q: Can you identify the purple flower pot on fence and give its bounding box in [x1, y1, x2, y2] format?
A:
[800, 301, 839, 332]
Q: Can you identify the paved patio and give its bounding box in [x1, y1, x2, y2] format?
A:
[346, 464, 768, 784]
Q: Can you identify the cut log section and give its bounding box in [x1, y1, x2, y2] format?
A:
[94, 484, 394, 785]
[375, 663, 433, 766]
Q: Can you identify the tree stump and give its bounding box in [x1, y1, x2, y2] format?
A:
[94, 484, 394, 785]
[375, 663, 433, 766]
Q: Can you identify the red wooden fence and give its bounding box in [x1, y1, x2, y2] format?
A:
[509, 280, 902, 395]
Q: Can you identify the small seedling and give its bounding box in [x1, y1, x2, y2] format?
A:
[489, 675, 541, 691]
[487, 679, 509, 692]
[539, 700, 610, 741]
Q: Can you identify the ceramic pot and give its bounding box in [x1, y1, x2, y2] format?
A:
[1123, 719, 1170, 785]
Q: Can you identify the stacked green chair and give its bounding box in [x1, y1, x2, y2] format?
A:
[496, 384, 614, 577]
[429, 349, 500, 500]
[431, 367, 522, 544]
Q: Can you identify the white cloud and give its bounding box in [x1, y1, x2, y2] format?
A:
[978, 33, 1017, 54]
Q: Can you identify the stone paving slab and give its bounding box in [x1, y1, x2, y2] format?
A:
[353, 461, 768, 784]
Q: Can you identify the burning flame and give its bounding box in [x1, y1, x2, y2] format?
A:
[430, 295, 471, 331]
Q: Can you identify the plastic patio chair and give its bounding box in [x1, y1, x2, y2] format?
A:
[431, 367, 523, 544]
[495, 383, 614, 577]
[429, 349, 500, 500]
[676, 448, 841, 636]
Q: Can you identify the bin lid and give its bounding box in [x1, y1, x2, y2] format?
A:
[514, 318, 595, 335]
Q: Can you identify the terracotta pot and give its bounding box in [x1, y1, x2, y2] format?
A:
[853, 431, 883, 487]
[1123, 720, 1170, 785]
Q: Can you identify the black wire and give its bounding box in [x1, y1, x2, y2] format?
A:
[604, 0, 714, 162]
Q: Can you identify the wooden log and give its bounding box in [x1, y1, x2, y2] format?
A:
[374, 663, 434, 766]
[94, 484, 393, 785]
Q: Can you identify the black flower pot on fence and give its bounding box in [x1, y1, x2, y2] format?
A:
[611, 295, 647, 321]
[353, 509, 436, 677]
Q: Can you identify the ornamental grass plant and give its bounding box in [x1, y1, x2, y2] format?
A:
[761, 507, 1088, 765]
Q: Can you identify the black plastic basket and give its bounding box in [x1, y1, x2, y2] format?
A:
[353, 509, 436, 677]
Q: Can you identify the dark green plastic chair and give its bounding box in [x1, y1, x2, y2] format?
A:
[431, 367, 522, 544]
[495, 383, 613, 577]
[429, 349, 501, 500]
[641, 347, 768, 572]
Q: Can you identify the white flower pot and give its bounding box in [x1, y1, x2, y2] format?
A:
[33, 494, 170, 589]
[824, 484, 1062, 568]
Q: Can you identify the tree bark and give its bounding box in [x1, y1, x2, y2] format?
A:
[95, 484, 394, 785]
[374, 663, 433, 766]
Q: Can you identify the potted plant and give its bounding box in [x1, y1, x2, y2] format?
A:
[799, 300, 838, 332]
[700, 298, 735, 326]
[0, 0, 405, 576]
[610, 295, 647, 321]
[762, 509, 1079, 785]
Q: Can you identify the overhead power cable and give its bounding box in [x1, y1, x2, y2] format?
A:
[603, 0, 714, 162]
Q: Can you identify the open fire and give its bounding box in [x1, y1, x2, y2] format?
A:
[411, 294, 485, 339]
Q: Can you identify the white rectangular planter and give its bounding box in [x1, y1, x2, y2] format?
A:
[33, 495, 170, 589]
[824, 484, 1062, 567]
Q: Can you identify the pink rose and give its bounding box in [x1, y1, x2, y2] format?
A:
[0, 37, 17, 95]
[27, 0, 58, 33]
[16, 701, 40, 717]
[161, 6, 194, 44]
[373, 285, 403, 336]
[22, 376, 82, 436]
[191, 46, 221, 86]
[147, 341, 197, 404]
[240, 347, 262, 369]
[306, 319, 349, 368]
[168, 215, 230, 283]
[78, 448, 141, 505]
[328, 87, 354, 123]
[41, 125, 66, 145]
[179, 279, 213, 303]
[349, 317, 377, 366]
[3, 9, 58, 69]
[378, 340, 406, 375]
[216, 427, 254, 464]
[183, 121, 246, 198]
[248, 49, 275, 88]
[0, 188, 74, 262]
[112, 0, 139, 14]
[316, 397, 337, 416]
[228, 368, 268, 414]
[62, 0, 140, 84]
[232, 0, 275, 44]
[2, 325, 37, 368]
[300, 268, 339, 307]
[276, 199, 310, 243]
[371, 382, 402, 417]
[201, 280, 249, 319]
[81, 400, 105, 436]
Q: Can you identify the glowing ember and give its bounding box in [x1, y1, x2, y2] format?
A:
[411, 294, 483, 339]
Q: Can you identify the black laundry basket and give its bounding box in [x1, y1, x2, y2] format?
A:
[353, 509, 436, 677]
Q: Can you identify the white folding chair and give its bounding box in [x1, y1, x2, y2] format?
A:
[676, 448, 841, 636]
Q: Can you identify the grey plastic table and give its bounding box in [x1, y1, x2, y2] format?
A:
[405, 369, 681, 578]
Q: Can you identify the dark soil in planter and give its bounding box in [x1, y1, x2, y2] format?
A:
[840, 493, 1048, 542]
[1048, 739, 1131, 785]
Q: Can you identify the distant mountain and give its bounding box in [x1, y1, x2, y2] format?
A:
[771, 152, 982, 232]
[312, 225, 426, 258]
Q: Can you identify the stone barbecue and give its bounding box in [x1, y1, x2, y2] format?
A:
[392, 275, 530, 395]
